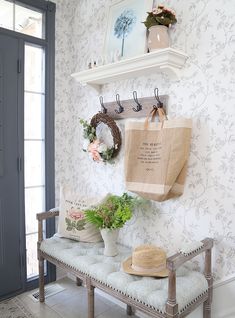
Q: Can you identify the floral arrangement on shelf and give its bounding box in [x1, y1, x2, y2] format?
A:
[143, 4, 177, 29]
[80, 119, 117, 163]
[84, 193, 139, 230]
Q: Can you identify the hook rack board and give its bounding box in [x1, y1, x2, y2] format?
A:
[100, 95, 168, 120]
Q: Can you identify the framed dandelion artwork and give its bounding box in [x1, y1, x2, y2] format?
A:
[104, 0, 153, 60]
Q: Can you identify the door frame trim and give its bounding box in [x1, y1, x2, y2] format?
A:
[44, 0, 56, 286]
[0, 0, 56, 296]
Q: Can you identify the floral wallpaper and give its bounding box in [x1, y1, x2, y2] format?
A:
[54, 0, 235, 282]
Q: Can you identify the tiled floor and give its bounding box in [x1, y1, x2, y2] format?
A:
[17, 277, 139, 318]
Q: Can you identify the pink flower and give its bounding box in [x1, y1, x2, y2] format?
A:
[165, 7, 176, 15]
[69, 210, 85, 220]
[88, 139, 103, 162]
[152, 7, 162, 14]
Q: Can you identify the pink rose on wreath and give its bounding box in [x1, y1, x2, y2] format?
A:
[69, 209, 85, 220]
[88, 139, 102, 162]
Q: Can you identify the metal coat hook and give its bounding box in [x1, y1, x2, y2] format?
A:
[99, 96, 107, 114]
[115, 94, 124, 114]
[154, 88, 163, 108]
[132, 91, 142, 112]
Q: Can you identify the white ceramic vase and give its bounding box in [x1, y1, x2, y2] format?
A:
[100, 228, 119, 257]
[148, 25, 170, 51]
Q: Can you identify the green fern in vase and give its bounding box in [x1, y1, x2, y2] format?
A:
[85, 193, 139, 230]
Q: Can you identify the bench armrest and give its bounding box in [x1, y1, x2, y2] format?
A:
[37, 208, 59, 243]
[167, 237, 213, 271]
[36, 209, 59, 221]
[165, 237, 213, 317]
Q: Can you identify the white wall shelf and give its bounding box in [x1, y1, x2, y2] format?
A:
[71, 48, 188, 92]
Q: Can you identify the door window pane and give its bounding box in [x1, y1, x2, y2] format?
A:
[0, 0, 13, 30]
[26, 233, 39, 278]
[0, 0, 45, 39]
[25, 187, 45, 234]
[15, 3, 44, 38]
[25, 93, 45, 139]
[24, 140, 45, 187]
[25, 45, 45, 93]
[24, 44, 46, 279]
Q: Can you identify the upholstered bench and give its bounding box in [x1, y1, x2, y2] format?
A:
[37, 211, 213, 318]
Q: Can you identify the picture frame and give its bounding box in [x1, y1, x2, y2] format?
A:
[104, 0, 153, 60]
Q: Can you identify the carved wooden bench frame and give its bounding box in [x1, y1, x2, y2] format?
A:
[37, 211, 213, 318]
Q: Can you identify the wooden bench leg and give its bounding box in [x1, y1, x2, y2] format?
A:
[87, 279, 94, 318]
[38, 220, 45, 303]
[39, 258, 45, 302]
[166, 270, 179, 318]
[203, 249, 213, 318]
[126, 304, 133, 315]
[203, 300, 211, 318]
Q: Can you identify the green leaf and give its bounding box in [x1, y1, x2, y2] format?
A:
[65, 217, 72, 226]
[80, 118, 97, 143]
[143, 8, 177, 29]
[85, 210, 104, 229]
[100, 147, 114, 162]
[65, 217, 86, 232]
[155, 16, 172, 26]
[143, 15, 159, 29]
[76, 219, 86, 231]
[84, 193, 144, 229]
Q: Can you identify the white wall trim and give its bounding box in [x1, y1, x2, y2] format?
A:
[213, 273, 235, 289]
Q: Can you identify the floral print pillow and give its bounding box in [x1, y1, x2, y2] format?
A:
[57, 186, 102, 242]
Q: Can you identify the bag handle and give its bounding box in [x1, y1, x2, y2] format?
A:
[157, 107, 167, 122]
[144, 106, 167, 129]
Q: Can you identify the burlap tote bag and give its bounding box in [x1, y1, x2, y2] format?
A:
[125, 108, 192, 201]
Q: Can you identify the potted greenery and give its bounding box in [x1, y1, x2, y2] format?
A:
[143, 5, 177, 51]
[85, 193, 137, 256]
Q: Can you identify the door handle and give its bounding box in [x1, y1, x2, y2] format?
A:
[0, 150, 3, 176]
[17, 156, 22, 172]
[0, 126, 2, 176]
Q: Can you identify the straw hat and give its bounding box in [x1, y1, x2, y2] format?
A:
[122, 245, 168, 277]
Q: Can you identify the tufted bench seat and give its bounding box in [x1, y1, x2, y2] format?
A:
[37, 211, 213, 318]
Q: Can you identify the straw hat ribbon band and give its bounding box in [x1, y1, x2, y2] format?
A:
[131, 263, 166, 273]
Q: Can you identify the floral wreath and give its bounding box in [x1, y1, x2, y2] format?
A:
[80, 113, 122, 163]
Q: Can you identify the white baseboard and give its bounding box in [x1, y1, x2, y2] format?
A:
[210, 276, 235, 318]
[57, 272, 235, 318]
